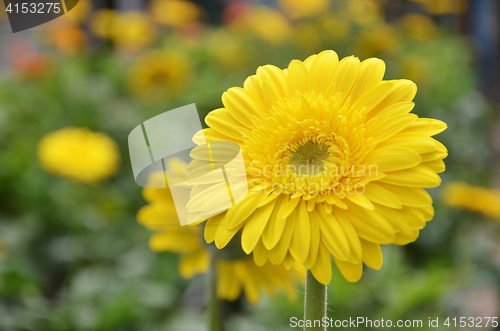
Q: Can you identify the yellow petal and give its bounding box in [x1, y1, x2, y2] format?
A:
[149, 231, 199, 252]
[363, 182, 403, 209]
[261, 80, 280, 109]
[241, 198, 278, 254]
[317, 208, 351, 261]
[333, 208, 362, 263]
[334, 258, 363, 283]
[368, 114, 418, 143]
[379, 164, 442, 188]
[193, 128, 238, 145]
[204, 213, 224, 243]
[367, 101, 414, 122]
[377, 183, 432, 208]
[282, 196, 301, 219]
[243, 75, 265, 105]
[262, 195, 289, 250]
[340, 202, 396, 244]
[256, 65, 288, 102]
[423, 159, 446, 173]
[268, 212, 295, 265]
[253, 240, 269, 267]
[394, 207, 426, 230]
[215, 218, 243, 249]
[348, 58, 386, 103]
[287, 59, 309, 95]
[289, 200, 311, 264]
[225, 193, 266, 230]
[351, 81, 394, 113]
[369, 79, 417, 115]
[360, 239, 383, 270]
[205, 109, 244, 141]
[308, 50, 339, 95]
[179, 249, 210, 278]
[303, 54, 317, 69]
[310, 241, 333, 285]
[216, 261, 241, 301]
[401, 118, 447, 136]
[364, 147, 422, 172]
[303, 211, 321, 269]
[222, 87, 266, 127]
[330, 56, 361, 104]
[375, 133, 438, 154]
[345, 192, 375, 210]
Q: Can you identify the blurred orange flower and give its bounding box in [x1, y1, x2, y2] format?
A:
[50, 21, 86, 55]
[8, 40, 51, 79]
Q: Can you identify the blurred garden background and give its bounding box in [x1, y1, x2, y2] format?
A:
[1, 0, 500, 330]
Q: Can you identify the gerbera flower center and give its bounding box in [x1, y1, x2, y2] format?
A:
[150, 70, 170, 85]
[288, 141, 329, 175]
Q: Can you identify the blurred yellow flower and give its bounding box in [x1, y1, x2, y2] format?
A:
[356, 23, 399, 58]
[236, 7, 292, 45]
[278, 0, 330, 20]
[399, 14, 437, 41]
[129, 50, 192, 99]
[346, 0, 384, 25]
[38, 127, 120, 184]
[110, 11, 155, 51]
[137, 159, 305, 304]
[208, 28, 252, 70]
[190, 50, 447, 284]
[149, 0, 203, 27]
[63, 0, 92, 24]
[319, 13, 352, 41]
[0, 2, 6, 20]
[90, 9, 116, 39]
[409, 0, 468, 15]
[442, 182, 500, 219]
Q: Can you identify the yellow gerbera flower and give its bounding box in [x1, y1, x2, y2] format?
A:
[442, 182, 500, 219]
[110, 11, 155, 51]
[90, 9, 116, 40]
[399, 14, 437, 42]
[137, 159, 304, 304]
[278, 0, 330, 20]
[38, 127, 120, 184]
[149, 0, 203, 27]
[234, 7, 292, 45]
[129, 50, 192, 99]
[189, 50, 447, 284]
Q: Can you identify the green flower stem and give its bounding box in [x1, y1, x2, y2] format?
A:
[208, 254, 225, 331]
[304, 270, 328, 331]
